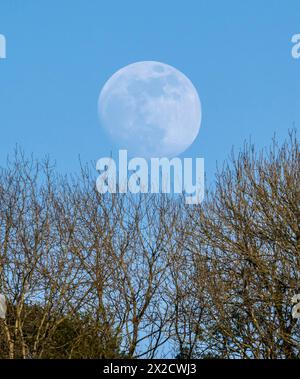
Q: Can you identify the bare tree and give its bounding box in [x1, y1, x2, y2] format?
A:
[0, 131, 299, 359]
[184, 132, 300, 358]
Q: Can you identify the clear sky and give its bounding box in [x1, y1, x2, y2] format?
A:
[0, 0, 299, 183]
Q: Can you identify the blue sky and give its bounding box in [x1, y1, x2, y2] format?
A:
[0, 0, 299, 183]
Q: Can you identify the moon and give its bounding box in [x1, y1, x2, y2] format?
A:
[98, 61, 201, 158]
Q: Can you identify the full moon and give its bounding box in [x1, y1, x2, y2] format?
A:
[98, 61, 201, 158]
